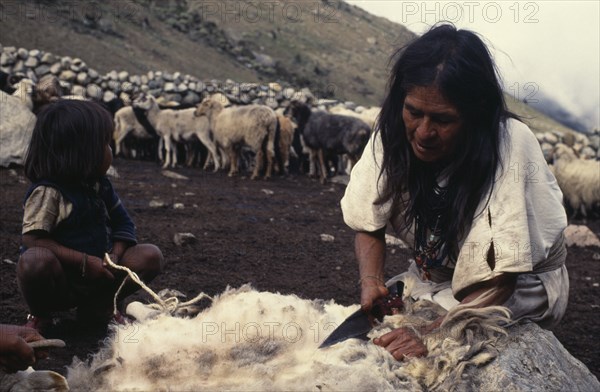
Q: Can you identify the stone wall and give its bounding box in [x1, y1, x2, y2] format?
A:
[2, 44, 599, 161]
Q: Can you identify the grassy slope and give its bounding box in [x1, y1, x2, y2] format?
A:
[0, 0, 576, 134]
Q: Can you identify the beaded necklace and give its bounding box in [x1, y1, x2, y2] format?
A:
[414, 181, 451, 280]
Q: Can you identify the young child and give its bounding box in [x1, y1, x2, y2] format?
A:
[17, 99, 164, 332]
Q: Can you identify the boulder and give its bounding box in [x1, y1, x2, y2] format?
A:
[0, 91, 36, 167]
[173, 233, 197, 246]
[469, 323, 600, 391]
[564, 225, 600, 247]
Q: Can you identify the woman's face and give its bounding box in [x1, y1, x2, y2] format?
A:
[402, 85, 464, 163]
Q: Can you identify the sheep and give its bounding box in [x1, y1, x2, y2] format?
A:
[286, 101, 371, 183]
[134, 94, 220, 170]
[551, 143, 600, 219]
[64, 284, 513, 391]
[11, 79, 35, 110]
[274, 113, 297, 175]
[0, 70, 16, 94]
[328, 104, 380, 131]
[194, 98, 277, 179]
[113, 105, 159, 159]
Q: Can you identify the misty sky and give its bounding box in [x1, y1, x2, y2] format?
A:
[347, 0, 600, 130]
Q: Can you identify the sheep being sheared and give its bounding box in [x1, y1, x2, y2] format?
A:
[66, 285, 510, 391]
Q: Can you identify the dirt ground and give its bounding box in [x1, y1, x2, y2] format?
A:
[1, 158, 599, 381]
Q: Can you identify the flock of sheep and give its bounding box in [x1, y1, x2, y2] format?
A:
[4, 72, 600, 218]
[112, 89, 376, 184]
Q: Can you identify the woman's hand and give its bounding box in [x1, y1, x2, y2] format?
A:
[373, 326, 428, 360]
[360, 281, 389, 313]
[85, 255, 115, 281]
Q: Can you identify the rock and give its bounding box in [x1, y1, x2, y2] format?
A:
[34, 64, 51, 76]
[182, 91, 201, 105]
[0, 91, 36, 167]
[24, 56, 38, 68]
[49, 63, 62, 75]
[118, 71, 129, 82]
[121, 82, 134, 93]
[107, 80, 120, 91]
[544, 132, 558, 144]
[17, 48, 28, 59]
[76, 72, 89, 85]
[469, 323, 600, 391]
[564, 225, 600, 247]
[0, 52, 15, 66]
[149, 200, 168, 208]
[86, 84, 103, 100]
[40, 52, 56, 64]
[320, 234, 335, 242]
[59, 70, 76, 82]
[70, 58, 87, 72]
[103, 90, 117, 102]
[268, 82, 282, 92]
[161, 170, 189, 180]
[71, 85, 86, 97]
[164, 82, 177, 93]
[261, 189, 274, 196]
[173, 203, 185, 209]
[107, 70, 118, 81]
[60, 56, 72, 69]
[177, 83, 188, 93]
[173, 233, 197, 246]
[129, 75, 141, 86]
[87, 68, 99, 80]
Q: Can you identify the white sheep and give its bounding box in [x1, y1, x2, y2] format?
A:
[134, 94, 220, 170]
[113, 105, 158, 159]
[11, 79, 35, 110]
[551, 143, 600, 218]
[65, 284, 511, 391]
[194, 98, 277, 179]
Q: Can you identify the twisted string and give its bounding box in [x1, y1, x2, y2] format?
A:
[104, 253, 212, 316]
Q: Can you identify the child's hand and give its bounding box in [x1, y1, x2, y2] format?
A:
[85, 255, 115, 281]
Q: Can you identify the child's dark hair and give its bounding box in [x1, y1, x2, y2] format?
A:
[24, 99, 113, 183]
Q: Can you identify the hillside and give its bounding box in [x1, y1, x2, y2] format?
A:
[0, 0, 413, 106]
[0, 0, 578, 135]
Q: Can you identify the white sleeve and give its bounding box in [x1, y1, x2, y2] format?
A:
[452, 119, 567, 295]
[340, 131, 393, 232]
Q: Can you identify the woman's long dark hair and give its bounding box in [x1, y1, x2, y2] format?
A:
[24, 99, 113, 183]
[377, 23, 513, 259]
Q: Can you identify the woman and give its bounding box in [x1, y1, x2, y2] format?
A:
[341, 24, 568, 360]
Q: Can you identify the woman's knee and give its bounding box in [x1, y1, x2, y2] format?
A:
[17, 247, 61, 280]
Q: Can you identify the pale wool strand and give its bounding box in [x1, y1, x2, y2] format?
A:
[104, 253, 167, 311]
[104, 253, 213, 316]
[28, 339, 66, 349]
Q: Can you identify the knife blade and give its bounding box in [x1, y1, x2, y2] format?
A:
[319, 281, 404, 349]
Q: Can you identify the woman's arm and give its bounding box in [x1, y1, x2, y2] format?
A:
[356, 228, 390, 311]
[374, 272, 517, 360]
